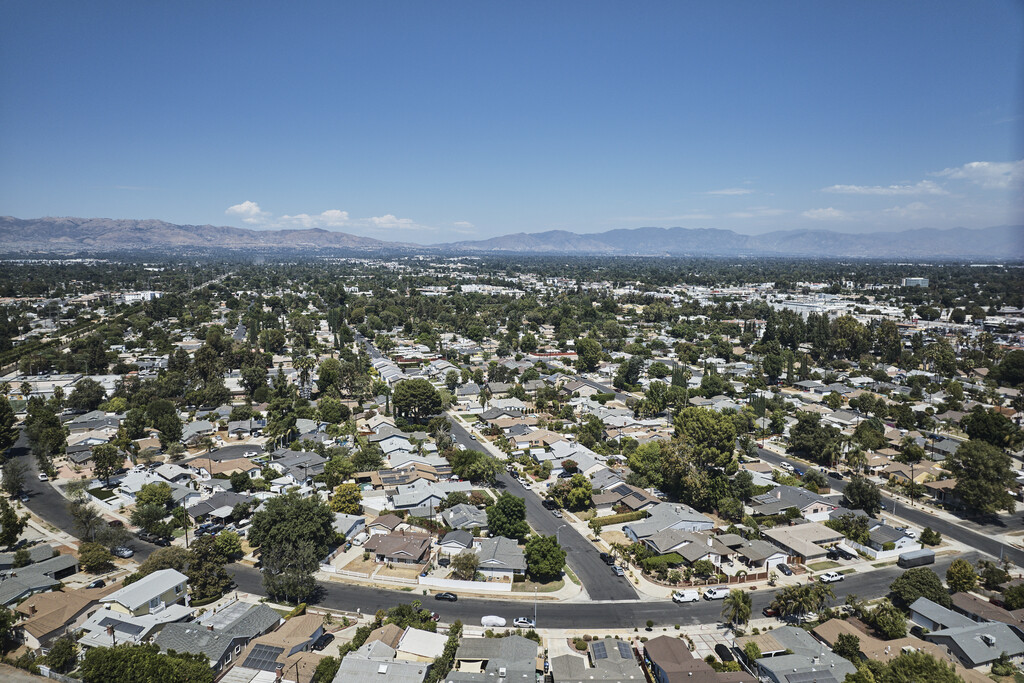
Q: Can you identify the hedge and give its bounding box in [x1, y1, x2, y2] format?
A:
[284, 603, 307, 619]
[189, 594, 222, 608]
[642, 552, 686, 571]
[589, 510, 648, 529]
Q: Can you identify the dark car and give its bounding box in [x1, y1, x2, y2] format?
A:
[435, 592, 458, 602]
[311, 633, 334, 651]
[715, 644, 734, 662]
[108, 520, 124, 528]
[777, 564, 793, 576]
[541, 499, 557, 510]
[828, 471, 844, 480]
[599, 552, 615, 565]
[153, 536, 171, 547]
[86, 579, 106, 589]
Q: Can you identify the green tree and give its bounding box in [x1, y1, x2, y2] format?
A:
[330, 482, 363, 514]
[312, 656, 341, 683]
[80, 642, 213, 683]
[945, 558, 977, 594]
[1, 458, 27, 497]
[486, 492, 530, 540]
[674, 407, 736, 468]
[79, 541, 114, 573]
[44, 634, 78, 673]
[0, 397, 17, 454]
[890, 567, 949, 608]
[919, 527, 941, 546]
[130, 503, 167, 534]
[961, 406, 1022, 450]
[524, 534, 567, 583]
[248, 492, 335, 604]
[392, 378, 441, 422]
[67, 378, 107, 411]
[876, 649, 961, 683]
[1001, 584, 1024, 610]
[721, 588, 752, 626]
[136, 481, 173, 509]
[0, 497, 28, 547]
[89, 444, 123, 487]
[0, 604, 16, 654]
[789, 412, 839, 463]
[187, 535, 232, 601]
[575, 338, 603, 373]
[450, 551, 479, 580]
[945, 439, 1016, 514]
[214, 530, 243, 559]
[871, 599, 907, 639]
[842, 475, 882, 515]
[833, 632, 861, 662]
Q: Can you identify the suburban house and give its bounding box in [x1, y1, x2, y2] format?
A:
[474, 536, 527, 579]
[231, 614, 326, 682]
[333, 639, 429, 683]
[102, 569, 189, 617]
[367, 513, 407, 537]
[436, 530, 475, 562]
[747, 485, 837, 521]
[14, 584, 117, 650]
[154, 602, 282, 675]
[447, 634, 539, 682]
[0, 554, 80, 607]
[363, 531, 433, 565]
[925, 623, 1024, 670]
[909, 598, 978, 632]
[551, 637, 644, 682]
[643, 635, 757, 683]
[622, 503, 713, 542]
[593, 482, 661, 515]
[761, 522, 844, 562]
[440, 503, 488, 531]
[738, 626, 857, 683]
[333, 513, 366, 540]
[640, 530, 733, 567]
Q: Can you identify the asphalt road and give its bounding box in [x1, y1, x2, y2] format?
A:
[10, 427, 165, 564]
[446, 416, 638, 601]
[230, 552, 979, 628]
[754, 447, 1024, 567]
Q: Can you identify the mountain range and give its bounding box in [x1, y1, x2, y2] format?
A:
[1, 215, 1021, 260]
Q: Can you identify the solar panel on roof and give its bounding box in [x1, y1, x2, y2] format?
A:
[592, 641, 608, 660]
[617, 641, 632, 659]
[785, 671, 840, 683]
[98, 617, 144, 636]
[241, 644, 284, 671]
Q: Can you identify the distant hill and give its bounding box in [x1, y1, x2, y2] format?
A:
[1, 215, 1020, 260]
[0, 216, 400, 252]
[447, 225, 1024, 259]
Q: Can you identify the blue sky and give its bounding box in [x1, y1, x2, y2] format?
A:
[1, 1, 1021, 243]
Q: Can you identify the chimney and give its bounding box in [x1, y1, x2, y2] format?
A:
[274, 664, 284, 682]
[207, 625, 214, 631]
[29, 605, 36, 615]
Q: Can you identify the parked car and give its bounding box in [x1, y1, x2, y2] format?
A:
[703, 587, 728, 600]
[37, 473, 48, 481]
[672, 590, 700, 603]
[152, 536, 171, 547]
[541, 499, 557, 510]
[430, 612, 441, 622]
[599, 552, 614, 565]
[820, 571, 844, 583]
[777, 563, 793, 576]
[86, 579, 106, 589]
[481, 615, 506, 628]
[512, 617, 536, 629]
[108, 520, 124, 528]
[435, 592, 458, 602]
[780, 462, 795, 472]
[828, 471, 844, 480]
[762, 607, 778, 618]
[551, 510, 562, 518]
[112, 546, 135, 558]
[311, 633, 334, 651]
[612, 566, 625, 577]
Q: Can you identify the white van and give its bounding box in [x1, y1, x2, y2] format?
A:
[672, 590, 700, 603]
[481, 615, 507, 628]
[703, 587, 729, 600]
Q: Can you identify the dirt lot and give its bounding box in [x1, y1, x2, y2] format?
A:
[341, 556, 376, 574]
[375, 563, 425, 579]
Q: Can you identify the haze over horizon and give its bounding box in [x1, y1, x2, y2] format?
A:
[1, 1, 1022, 243]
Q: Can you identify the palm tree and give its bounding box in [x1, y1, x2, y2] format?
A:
[846, 446, 867, 473]
[293, 355, 316, 390]
[722, 589, 752, 627]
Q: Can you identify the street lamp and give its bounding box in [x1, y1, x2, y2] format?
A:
[556, 524, 567, 545]
[534, 586, 538, 625]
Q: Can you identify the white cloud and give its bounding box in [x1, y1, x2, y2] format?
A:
[369, 214, 426, 230]
[933, 160, 1024, 189]
[728, 206, 789, 219]
[822, 180, 947, 196]
[279, 210, 351, 229]
[225, 200, 270, 224]
[705, 188, 754, 196]
[453, 221, 474, 228]
[802, 207, 851, 220]
[882, 202, 930, 218]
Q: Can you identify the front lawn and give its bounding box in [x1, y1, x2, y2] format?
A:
[807, 561, 841, 571]
[88, 486, 116, 501]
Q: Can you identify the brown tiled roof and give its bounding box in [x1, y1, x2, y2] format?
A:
[16, 585, 117, 639]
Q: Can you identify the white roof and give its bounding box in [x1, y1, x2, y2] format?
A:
[101, 568, 187, 611]
[396, 627, 448, 660]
